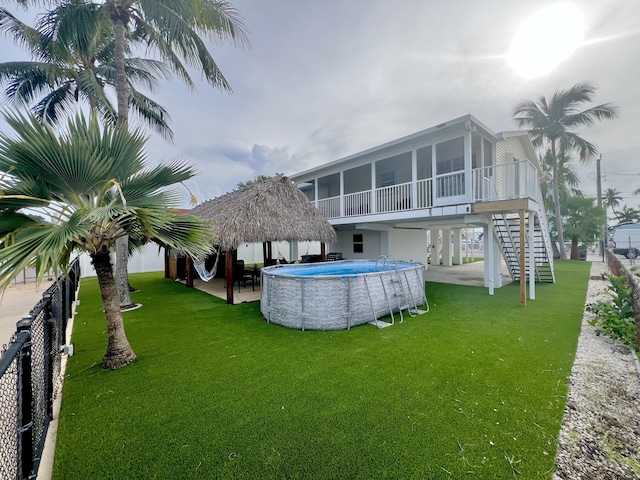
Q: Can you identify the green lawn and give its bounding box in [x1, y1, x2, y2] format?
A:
[53, 261, 590, 479]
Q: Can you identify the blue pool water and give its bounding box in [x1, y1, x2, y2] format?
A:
[269, 261, 414, 277]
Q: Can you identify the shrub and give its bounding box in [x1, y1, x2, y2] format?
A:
[587, 275, 638, 350]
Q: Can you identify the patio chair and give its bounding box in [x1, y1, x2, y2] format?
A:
[234, 260, 253, 291]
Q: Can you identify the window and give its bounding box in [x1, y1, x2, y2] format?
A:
[378, 171, 396, 188]
[353, 233, 364, 253]
[298, 181, 315, 201]
[317, 173, 340, 199]
[417, 146, 432, 179]
[436, 137, 464, 174]
[375, 152, 412, 187]
[344, 164, 371, 194]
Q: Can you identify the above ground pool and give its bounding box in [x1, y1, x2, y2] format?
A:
[260, 258, 426, 330]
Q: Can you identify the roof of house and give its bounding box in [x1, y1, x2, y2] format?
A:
[190, 175, 337, 250]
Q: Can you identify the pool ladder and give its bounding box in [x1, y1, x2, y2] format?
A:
[366, 255, 429, 328]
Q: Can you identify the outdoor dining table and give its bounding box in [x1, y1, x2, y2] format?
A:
[243, 266, 260, 291]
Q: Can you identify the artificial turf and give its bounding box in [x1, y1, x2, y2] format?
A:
[52, 260, 590, 479]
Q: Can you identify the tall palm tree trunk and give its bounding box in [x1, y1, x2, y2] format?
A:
[552, 140, 567, 260]
[112, 10, 134, 307]
[114, 15, 128, 126]
[91, 251, 136, 369]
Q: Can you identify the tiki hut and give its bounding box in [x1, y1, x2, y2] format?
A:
[189, 175, 337, 303]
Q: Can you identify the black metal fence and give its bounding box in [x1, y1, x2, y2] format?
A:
[0, 258, 80, 480]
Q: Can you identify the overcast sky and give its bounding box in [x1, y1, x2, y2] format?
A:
[1, 0, 639, 209]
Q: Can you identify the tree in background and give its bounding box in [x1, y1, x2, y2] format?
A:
[613, 205, 640, 224]
[563, 195, 605, 260]
[602, 188, 623, 223]
[236, 173, 284, 190]
[0, 1, 173, 139]
[0, 112, 213, 369]
[538, 149, 582, 257]
[513, 82, 618, 260]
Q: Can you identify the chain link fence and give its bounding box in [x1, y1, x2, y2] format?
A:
[0, 258, 80, 480]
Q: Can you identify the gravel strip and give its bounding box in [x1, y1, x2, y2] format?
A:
[554, 260, 640, 479]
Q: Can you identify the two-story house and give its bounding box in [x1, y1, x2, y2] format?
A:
[289, 114, 555, 299]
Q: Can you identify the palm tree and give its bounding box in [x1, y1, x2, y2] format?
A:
[100, 0, 248, 308]
[602, 188, 623, 222]
[102, 0, 249, 127]
[0, 0, 174, 140]
[563, 195, 605, 260]
[539, 149, 582, 212]
[513, 82, 618, 259]
[613, 205, 640, 224]
[0, 111, 213, 369]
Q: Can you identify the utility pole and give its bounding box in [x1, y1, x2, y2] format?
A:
[596, 154, 605, 261]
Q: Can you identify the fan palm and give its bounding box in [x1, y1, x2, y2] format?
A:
[513, 82, 618, 259]
[0, 0, 174, 140]
[0, 111, 213, 369]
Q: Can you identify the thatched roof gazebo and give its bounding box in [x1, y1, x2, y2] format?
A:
[189, 175, 337, 303]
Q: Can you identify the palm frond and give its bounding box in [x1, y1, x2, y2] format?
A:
[127, 89, 173, 141]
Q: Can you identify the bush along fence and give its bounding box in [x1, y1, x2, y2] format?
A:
[604, 250, 640, 351]
[0, 258, 80, 480]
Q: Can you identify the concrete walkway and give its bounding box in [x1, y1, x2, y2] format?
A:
[0, 281, 53, 346]
[425, 259, 512, 287]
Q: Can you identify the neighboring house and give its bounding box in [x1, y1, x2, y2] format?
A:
[289, 114, 555, 296]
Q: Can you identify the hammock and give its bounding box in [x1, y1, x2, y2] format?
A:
[193, 248, 220, 282]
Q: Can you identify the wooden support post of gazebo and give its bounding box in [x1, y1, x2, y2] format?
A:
[226, 248, 235, 305]
[186, 255, 194, 288]
[320, 242, 326, 261]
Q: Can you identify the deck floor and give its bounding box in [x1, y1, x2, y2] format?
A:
[191, 277, 261, 304]
[186, 259, 512, 305]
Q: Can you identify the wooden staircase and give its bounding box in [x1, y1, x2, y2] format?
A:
[492, 211, 555, 283]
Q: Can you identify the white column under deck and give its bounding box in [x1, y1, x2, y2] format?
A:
[452, 228, 463, 265]
[442, 228, 452, 266]
[483, 219, 502, 293]
[289, 242, 299, 264]
[430, 228, 440, 267]
[492, 230, 502, 289]
[484, 223, 494, 294]
[528, 211, 536, 300]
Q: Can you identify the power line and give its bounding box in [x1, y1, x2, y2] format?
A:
[601, 146, 640, 155]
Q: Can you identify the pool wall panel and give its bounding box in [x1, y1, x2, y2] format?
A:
[261, 260, 425, 330]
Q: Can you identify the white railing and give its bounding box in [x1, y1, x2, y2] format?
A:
[312, 160, 544, 219]
[471, 160, 541, 204]
[317, 196, 340, 219]
[375, 182, 412, 213]
[436, 171, 465, 198]
[417, 178, 433, 208]
[344, 190, 372, 216]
